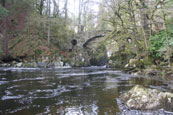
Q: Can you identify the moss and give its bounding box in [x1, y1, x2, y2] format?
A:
[89, 43, 108, 66]
[34, 49, 42, 56]
[121, 85, 173, 110]
[142, 56, 154, 66]
[74, 61, 86, 67]
[23, 63, 32, 67]
[9, 37, 23, 50]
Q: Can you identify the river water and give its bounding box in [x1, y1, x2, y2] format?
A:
[0, 67, 172, 115]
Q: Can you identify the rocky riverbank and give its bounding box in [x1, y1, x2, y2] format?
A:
[0, 60, 71, 68]
[120, 58, 173, 81]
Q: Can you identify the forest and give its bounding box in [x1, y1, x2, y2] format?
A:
[0, 0, 173, 114]
[0, 0, 172, 72]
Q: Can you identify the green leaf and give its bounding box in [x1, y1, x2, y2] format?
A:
[150, 26, 173, 58]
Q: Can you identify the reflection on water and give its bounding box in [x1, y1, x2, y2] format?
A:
[0, 67, 171, 115]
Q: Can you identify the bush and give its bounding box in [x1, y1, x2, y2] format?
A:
[150, 26, 173, 59]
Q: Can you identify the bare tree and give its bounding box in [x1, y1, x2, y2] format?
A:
[78, 0, 83, 33]
[53, 0, 60, 17]
[37, 0, 45, 15]
[64, 0, 68, 25]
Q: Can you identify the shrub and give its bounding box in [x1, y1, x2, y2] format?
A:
[150, 26, 173, 59]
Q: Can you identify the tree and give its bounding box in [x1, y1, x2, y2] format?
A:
[128, 0, 139, 59]
[64, 0, 68, 22]
[97, 1, 108, 30]
[47, 0, 50, 46]
[1, 0, 8, 56]
[53, 0, 60, 17]
[161, 0, 171, 68]
[78, 0, 83, 33]
[36, 0, 45, 15]
[0, 2, 8, 19]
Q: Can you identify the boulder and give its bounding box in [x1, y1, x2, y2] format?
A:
[31, 62, 38, 68]
[144, 69, 160, 76]
[129, 59, 137, 65]
[16, 62, 23, 67]
[120, 85, 173, 110]
[116, 98, 172, 114]
[126, 58, 145, 69]
[11, 61, 17, 65]
[0, 63, 10, 67]
[37, 62, 47, 68]
[54, 61, 64, 68]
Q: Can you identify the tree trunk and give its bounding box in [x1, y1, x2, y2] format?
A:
[128, 0, 139, 59]
[138, 0, 150, 50]
[53, 0, 59, 17]
[1, 0, 8, 57]
[78, 0, 82, 33]
[163, 13, 171, 68]
[47, 0, 50, 46]
[64, 0, 68, 20]
[39, 0, 44, 15]
[64, 0, 68, 26]
[73, 0, 76, 30]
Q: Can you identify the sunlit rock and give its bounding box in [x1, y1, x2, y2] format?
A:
[54, 61, 64, 68]
[125, 64, 129, 68]
[120, 85, 173, 110]
[129, 59, 137, 67]
[16, 62, 23, 67]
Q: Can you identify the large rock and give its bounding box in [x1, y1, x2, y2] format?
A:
[120, 85, 173, 110]
[0, 63, 11, 67]
[116, 98, 172, 115]
[16, 62, 23, 67]
[37, 62, 47, 68]
[128, 59, 138, 67]
[54, 61, 64, 68]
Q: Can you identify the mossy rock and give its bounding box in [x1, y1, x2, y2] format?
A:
[129, 59, 138, 65]
[128, 59, 144, 69]
[121, 85, 173, 111]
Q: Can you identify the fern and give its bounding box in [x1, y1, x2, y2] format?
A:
[150, 26, 173, 58]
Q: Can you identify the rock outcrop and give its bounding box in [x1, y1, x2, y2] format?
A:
[120, 85, 173, 111]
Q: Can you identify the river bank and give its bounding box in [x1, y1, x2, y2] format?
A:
[0, 58, 172, 78]
[123, 60, 173, 82]
[0, 60, 70, 68]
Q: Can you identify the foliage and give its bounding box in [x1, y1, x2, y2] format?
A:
[34, 49, 42, 56]
[51, 18, 74, 49]
[0, 0, 31, 18]
[90, 43, 107, 58]
[0, 5, 8, 18]
[26, 8, 74, 50]
[150, 26, 173, 58]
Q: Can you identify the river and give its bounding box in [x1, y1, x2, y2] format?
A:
[0, 67, 172, 115]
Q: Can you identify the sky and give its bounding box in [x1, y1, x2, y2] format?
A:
[57, 0, 100, 18]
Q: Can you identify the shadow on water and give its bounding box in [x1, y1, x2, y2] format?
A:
[0, 67, 172, 114]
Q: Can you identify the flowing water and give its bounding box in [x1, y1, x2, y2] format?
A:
[0, 67, 172, 115]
